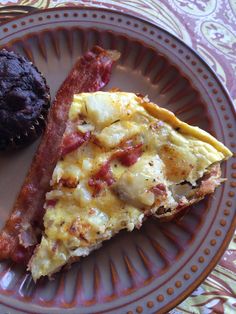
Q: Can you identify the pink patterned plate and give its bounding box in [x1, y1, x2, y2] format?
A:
[0, 7, 235, 314]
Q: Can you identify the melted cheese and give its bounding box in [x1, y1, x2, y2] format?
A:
[114, 154, 166, 207]
[29, 92, 230, 281]
[97, 121, 140, 148]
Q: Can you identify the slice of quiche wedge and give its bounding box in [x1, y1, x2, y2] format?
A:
[28, 91, 232, 281]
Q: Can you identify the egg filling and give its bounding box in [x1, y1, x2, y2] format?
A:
[29, 92, 230, 280]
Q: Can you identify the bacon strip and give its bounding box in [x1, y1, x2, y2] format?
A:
[0, 46, 120, 263]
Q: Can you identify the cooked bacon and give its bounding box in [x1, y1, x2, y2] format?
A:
[88, 162, 115, 196]
[0, 46, 119, 263]
[112, 143, 143, 167]
[45, 199, 58, 207]
[151, 184, 167, 196]
[61, 131, 90, 157]
[88, 142, 143, 196]
[19, 223, 38, 248]
[196, 163, 223, 197]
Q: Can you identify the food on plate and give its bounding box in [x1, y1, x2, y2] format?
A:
[28, 91, 232, 281]
[0, 46, 120, 264]
[0, 49, 50, 150]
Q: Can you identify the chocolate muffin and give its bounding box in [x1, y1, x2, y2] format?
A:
[0, 49, 50, 150]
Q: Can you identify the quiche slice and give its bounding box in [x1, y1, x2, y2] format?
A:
[29, 92, 232, 281]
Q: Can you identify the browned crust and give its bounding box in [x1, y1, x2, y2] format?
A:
[154, 163, 223, 221]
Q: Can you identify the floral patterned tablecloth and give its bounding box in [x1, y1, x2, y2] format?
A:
[0, 0, 235, 313]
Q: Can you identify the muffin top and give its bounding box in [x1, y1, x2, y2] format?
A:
[0, 49, 50, 149]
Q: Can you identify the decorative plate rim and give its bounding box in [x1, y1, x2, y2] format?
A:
[0, 6, 235, 314]
[0, 6, 235, 116]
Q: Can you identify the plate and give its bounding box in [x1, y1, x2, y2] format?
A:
[0, 7, 235, 314]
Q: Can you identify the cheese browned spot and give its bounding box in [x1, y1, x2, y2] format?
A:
[29, 92, 232, 281]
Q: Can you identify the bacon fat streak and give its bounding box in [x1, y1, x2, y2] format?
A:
[0, 46, 119, 263]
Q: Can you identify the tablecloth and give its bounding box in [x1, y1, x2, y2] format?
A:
[0, 0, 235, 313]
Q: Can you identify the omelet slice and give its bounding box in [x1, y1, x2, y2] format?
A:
[28, 92, 232, 281]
